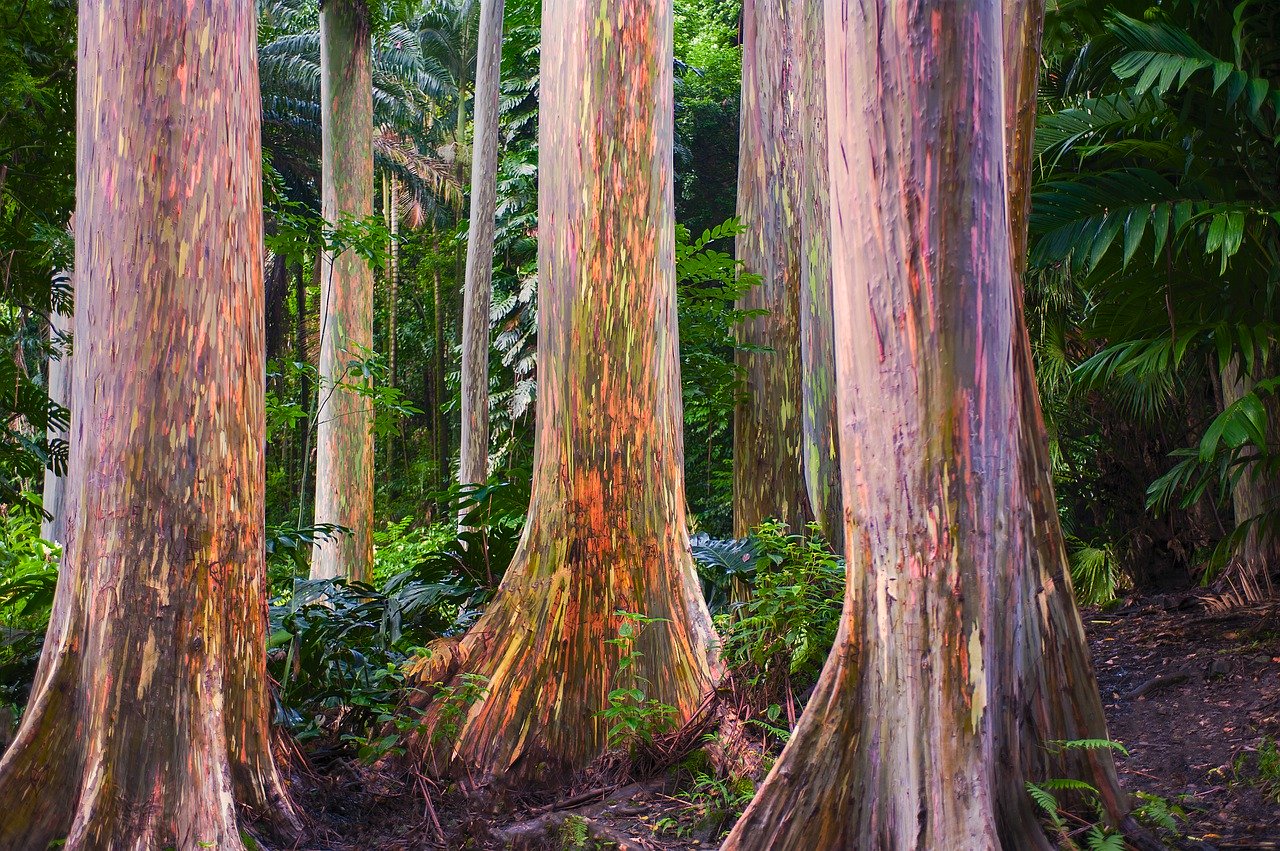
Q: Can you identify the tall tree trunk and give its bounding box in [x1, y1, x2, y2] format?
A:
[388, 176, 400, 390]
[733, 0, 812, 536]
[433, 258, 448, 496]
[265, 252, 290, 364]
[1218, 356, 1280, 600]
[40, 272, 71, 546]
[793, 0, 842, 550]
[723, 3, 1129, 847]
[458, 0, 506, 490]
[997, 3, 1146, 845]
[0, 3, 298, 845]
[312, 0, 375, 582]
[405, 0, 717, 783]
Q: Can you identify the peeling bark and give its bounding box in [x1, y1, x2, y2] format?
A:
[312, 0, 375, 582]
[723, 2, 1125, 847]
[0, 3, 299, 846]
[459, 0, 506, 491]
[733, 0, 813, 536]
[405, 0, 717, 784]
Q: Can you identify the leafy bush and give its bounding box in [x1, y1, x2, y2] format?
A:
[0, 502, 58, 713]
[695, 522, 844, 718]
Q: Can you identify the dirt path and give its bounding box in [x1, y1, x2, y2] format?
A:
[1088, 599, 1280, 849]
[289, 597, 1280, 849]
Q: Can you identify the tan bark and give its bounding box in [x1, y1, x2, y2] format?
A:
[459, 0, 506, 490]
[0, 3, 298, 845]
[312, 0, 375, 582]
[40, 277, 71, 546]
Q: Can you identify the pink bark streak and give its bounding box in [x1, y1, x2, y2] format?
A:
[724, 1, 1111, 847]
[0, 3, 297, 847]
[403, 0, 717, 784]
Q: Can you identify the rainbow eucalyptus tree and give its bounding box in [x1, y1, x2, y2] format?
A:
[733, 0, 812, 536]
[722, 1, 1142, 847]
[312, 0, 375, 582]
[0, 2, 298, 846]
[406, 0, 717, 783]
[40, 280, 71, 546]
[458, 0, 505, 492]
[793, 0, 842, 549]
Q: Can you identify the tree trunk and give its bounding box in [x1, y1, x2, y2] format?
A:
[312, 0, 375, 582]
[1218, 356, 1280, 600]
[733, 0, 812, 536]
[40, 273, 71, 546]
[458, 0, 505, 490]
[404, 0, 717, 784]
[388, 176, 399, 390]
[723, 3, 1126, 847]
[793, 0, 842, 550]
[433, 258, 448, 496]
[0, 3, 299, 846]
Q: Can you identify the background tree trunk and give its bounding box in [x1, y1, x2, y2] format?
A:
[405, 0, 717, 784]
[312, 0, 375, 582]
[733, 0, 812, 536]
[1218, 356, 1280, 600]
[0, 3, 298, 845]
[793, 0, 842, 550]
[724, 2, 1127, 847]
[458, 0, 506, 491]
[40, 273, 71, 546]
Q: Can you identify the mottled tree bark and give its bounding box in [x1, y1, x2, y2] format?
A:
[793, 0, 842, 550]
[40, 277, 71, 546]
[723, 2, 1126, 847]
[998, 3, 1141, 844]
[312, 0, 375, 582]
[0, 3, 299, 846]
[405, 0, 717, 784]
[458, 0, 506, 491]
[733, 0, 813, 536]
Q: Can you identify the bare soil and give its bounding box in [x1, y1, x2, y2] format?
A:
[281, 596, 1280, 850]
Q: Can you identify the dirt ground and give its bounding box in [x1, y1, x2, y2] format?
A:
[283, 596, 1280, 850]
[1088, 596, 1280, 850]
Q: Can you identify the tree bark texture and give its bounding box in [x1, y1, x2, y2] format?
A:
[733, 0, 813, 536]
[388, 173, 400, 389]
[723, 2, 1123, 848]
[40, 280, 71, 546]
[0, 3, 298, 846]
[999, 2, 1136, 842]
[458, 0, 506, 489]
[405, 0, 717, 784]
[793, 0, 843, 550]
[1218, 356, 1280, 599]
[312, 0, 375, 582]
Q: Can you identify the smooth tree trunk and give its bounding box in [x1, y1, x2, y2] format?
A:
[733, 0, 813, 536]
[312, 0, 375, 582]
[793, 0, 842, 550]
[723, 2, 1129, 847]
[458, 0, 506, 491]
[387, 173, 400, 389]
[0, 3, 298, 846]
[40, 275, 71, 546]
[1218, 356, 1280, 600]
[405, 0, 717, 784]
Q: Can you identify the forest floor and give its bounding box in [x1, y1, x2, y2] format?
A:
[283, 594, 1280, 850]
